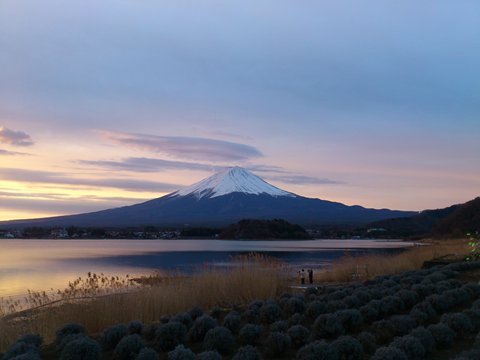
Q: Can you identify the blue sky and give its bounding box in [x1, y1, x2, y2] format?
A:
[0, 0, 479, 220]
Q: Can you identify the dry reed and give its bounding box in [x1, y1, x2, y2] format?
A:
[0, 253, 288, 353]
[315, 239, 470, 283]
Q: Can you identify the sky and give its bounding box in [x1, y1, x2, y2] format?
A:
[0, 0, 479, 221]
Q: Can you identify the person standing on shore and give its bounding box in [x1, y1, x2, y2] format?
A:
[300, 269, 305, 284]
[308, 269, 313, 284]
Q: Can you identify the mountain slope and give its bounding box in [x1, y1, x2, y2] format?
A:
[0, 167, 416, 228]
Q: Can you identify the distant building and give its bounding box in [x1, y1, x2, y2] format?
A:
[50, 228, 68, 238]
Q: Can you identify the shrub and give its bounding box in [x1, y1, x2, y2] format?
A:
[7, 353, 41, 360]
[59, 337, 101, 360]
[239, 324, 263, 345]
[397, 290, 419, 308]
[259, 302, 282, 324]
[289, 313, 305, 326]
[210, 306, 223, 319]
[56, 334, 86, 353]
[411, 284, 434, 298]
[427, 323, 455, 348]
[16, 334, 42, 348]
[265, 332, 292, 357]
[356, 331, 376, 354]
[156, 321, 187, 351]
[371, 346, 408, 360]
[465, 309, 480, 331]
[223, 311, 241, 334]
[204, 326, 235, 355]
[305, 287, 319, 297]
[390, 335, 426, 360]
[171, 313, 193, 330]
[128, 321, 143, 335]
[113, 334, 145, 360]
[232, 345, 262, 360]
[2, 342, 39, 360]
[410, 326, 435, 354]
[189, 315, 217, 342]
[102, 324, 129, 349]
[305, 301, 327, 320]
[270, 320, 289, 332]
[56, 323, 86, 345]
[135, 347, 160, 360]
[360, 303, 379, 322]
[427, 294, 455, 313]
[326, 300, 347, 313]
[313, 314, 345, 338]
[188, 306, 204, 320]
[287, 325, 310, 349]
[426, 271, 447, 283]
[379, 296, 404, 316]
[353, 289, 371, 304]
[440, 312, 474, 336]
[371, 320, 395, 344]
[167, 345, 195, 360]
[336, 309, 363, 331]
[410, 301, 437, 324]
[474, 331, 480, 349]
[296, 340, 339, 360]
[285, 297, 306, 316]
[453, 349, 480, 360]
[197, 351, 222, 360]
[331, 335, 363, 360]
[390, 315, 416, 336]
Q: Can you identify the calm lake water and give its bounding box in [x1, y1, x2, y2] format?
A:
[0, 239, 414, 298]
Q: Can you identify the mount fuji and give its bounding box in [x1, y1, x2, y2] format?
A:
[1, 167, 416, 228]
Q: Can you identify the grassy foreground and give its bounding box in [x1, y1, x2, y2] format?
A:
[0, 239, 472, 354]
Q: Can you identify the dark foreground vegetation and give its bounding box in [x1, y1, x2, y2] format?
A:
[3, 259, 480, 360]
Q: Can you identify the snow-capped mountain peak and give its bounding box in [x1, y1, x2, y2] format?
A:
[173, 166, 296, 199]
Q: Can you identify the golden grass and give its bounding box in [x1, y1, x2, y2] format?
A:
[0, 253, 288, 353]
[315, 239, 471, 283]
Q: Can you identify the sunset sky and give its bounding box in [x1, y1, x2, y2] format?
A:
[1, 0, 479, 221]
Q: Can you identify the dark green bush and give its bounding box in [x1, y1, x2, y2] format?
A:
[379, 296, 404, 316]
[113, 334, 145, 360]
[440, 312, 474, 336]
[56, 334, 86, 353]
[135, 347, 159, 360]
[287, 325, 310, 349]
[102, 324, 128, 349]
[265, 331, 291, 357]
[356, 331, 377, 354]
[397, 290, 419, 308]
[410, 301, 437, 324]
[289, 313, 305, 326]
[188, 306, 204, 320]
[189, 315, 217, 342]
[59, 336, 101, 360]
[209, 306, 223, 319]
[313, 314, 345, 338]
[171, 313, 193, 330]
[285, 297, 306, 316]
[2, 342, 39, 360]
[155, 321, 187, 351]
[305, 301, 327, 320]
[128, 321, 143, 335]
[223, 311, 241, 334]
[371, 320, 395, 344]
[203, 326, 235, 355]
[360, 303, 380, 322]
[410, 326, 435, 354]
[7, 353, 41, 360]
[238, 324, 263, 345]
[270, 320, 289, 332]
[232, 345, 262, 360]
[336, 309, 363, 331]
[427, 323, 455, 348]
[167, 345, 195, 360]
[16, 335, 42, 348]
[296, 340, 339, 360]
[390, 335, 426, 360]
[259, 302, 282, 324]
[331, 335, 363, 360]
[371, 346, 408, 360]
[390, 315, 416, 336]
[196, 350, 222, 360]
[55, 323, 86, 345]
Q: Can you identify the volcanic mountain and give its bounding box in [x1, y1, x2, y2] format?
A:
[1, 167, 416, 228]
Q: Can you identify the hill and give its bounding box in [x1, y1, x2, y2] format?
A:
[218, 219, 311, 240]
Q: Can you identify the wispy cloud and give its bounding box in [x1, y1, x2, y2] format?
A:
[266, 174, 344, 185]
[0, 168, 181, 193]
[0, 126, 34, 146]
[99, 130, 263, 162]
[0, 148, 29, 156]
[79, 157, 223, 173]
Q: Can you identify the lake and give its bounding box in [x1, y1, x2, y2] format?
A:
[0, 239, 415, 298]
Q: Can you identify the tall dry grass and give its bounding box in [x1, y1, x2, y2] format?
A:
[316, 239, 470, 283]
[0, 254, 288, 353]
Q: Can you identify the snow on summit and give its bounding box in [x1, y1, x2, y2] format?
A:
[174, 167, 295, 199]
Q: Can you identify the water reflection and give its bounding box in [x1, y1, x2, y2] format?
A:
[0, 239, 412, 297]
